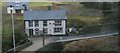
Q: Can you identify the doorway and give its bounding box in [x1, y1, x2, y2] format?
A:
[29, 29, 33, 36]
[15, 9, 21, 13]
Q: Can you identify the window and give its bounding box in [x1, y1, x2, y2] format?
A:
[16, 4, 19, 6]
[43, 28, 47, 33]
[15, 1, 20, 3]
[35, 21, 39, 27]
[54, 28, 63, 33]
[29, 21, 33, 27]
[54, 20, 62, 26]
[43, 20, 47, 26]
[35, 28, 39, 35]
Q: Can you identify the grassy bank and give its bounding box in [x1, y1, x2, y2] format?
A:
[37, 35, 118, 52]
[63, 35, 118, 51]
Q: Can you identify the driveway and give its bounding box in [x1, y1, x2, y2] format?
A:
[20, 36, 54, 51]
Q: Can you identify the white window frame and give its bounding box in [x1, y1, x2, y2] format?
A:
[54, 27, 63, 33]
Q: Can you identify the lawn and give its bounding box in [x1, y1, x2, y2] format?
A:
[29, 2, 52, 7]
[68, 15, 101, 26]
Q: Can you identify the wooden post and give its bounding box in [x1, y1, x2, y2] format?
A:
[43, 27, 45, 46]
[118, 1, 120, 35]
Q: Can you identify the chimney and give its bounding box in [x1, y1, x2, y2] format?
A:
[48, 5, 51, 10]
[23, 4, 27, 11]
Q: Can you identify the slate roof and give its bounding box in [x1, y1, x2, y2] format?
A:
[6, 0, 28, 9]
[23, 10, 67, 20]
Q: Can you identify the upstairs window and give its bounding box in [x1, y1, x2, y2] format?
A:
[16, 4, 20, 6]
[43, 20, 47, 26]
[35, 21, 39, 27]
[29, 21, 33, 27]
[54, 20, 62, 26]
[54, 28, 63, 33]
[15, 1, 20, 6]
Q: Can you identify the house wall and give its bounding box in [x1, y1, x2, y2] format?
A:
[21, 10, 24, 13]
[7, 7, 24, 14]
[47, 20, 66, 35]
[7, 7, 16, 13]
[25, 20, 66, 36]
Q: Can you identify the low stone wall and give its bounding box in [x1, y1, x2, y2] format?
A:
[3, 41, 32, 53]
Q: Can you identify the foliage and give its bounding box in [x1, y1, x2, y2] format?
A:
[81, 2, 118, 24]
[2, 13, 27, 52]
[68, 18, 86, 29]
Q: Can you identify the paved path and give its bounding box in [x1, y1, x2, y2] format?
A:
[20, 37, 54, 51]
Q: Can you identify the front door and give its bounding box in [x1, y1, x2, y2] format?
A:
[15, 9, 21, 13]
[29, 29, 33, 36]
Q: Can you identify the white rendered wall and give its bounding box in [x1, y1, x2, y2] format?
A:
[7, 7, 16, 14]
[47, 20, 66, 35]
[25, 20, 66, 36]
[47, 21, 54, 35]
[21, 10, 24, 13]
[51, 20, 66, 35]
[25, 21, 29, 36]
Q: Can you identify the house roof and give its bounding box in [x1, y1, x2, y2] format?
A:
[6, 0, 28, 9]
[23, 10, 67, 20]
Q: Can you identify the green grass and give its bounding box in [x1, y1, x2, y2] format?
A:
[0, 2, 2, 6]
[68, 15, 97, 20]
[29, 2, 52, 7]
[63, 35, 119, 51]
[68, 15, 101, 25]
[68, 16, 98, 22]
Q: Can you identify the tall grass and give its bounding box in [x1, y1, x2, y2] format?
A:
[63, 35, 118, 51]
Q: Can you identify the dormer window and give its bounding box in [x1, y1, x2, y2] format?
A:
[15, 1, 20, 6]
[16, 4, 20, 6]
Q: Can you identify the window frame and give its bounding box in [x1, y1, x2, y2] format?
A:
[54, 27, 63, 33]
[54, 20, 62, 26]
[43, 20, 47, 26]
[29, 21, 33, 27]
[35, 21, 39, 27]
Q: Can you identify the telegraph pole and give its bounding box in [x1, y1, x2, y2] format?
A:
[43, 27, 45, 46]
[118, 1, 120, 35]
[10, 5, 16, 53]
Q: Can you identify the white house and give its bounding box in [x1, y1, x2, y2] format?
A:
[6, 0, 28, 14]
[23, 10, 67, 36]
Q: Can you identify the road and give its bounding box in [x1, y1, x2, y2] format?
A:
[20, 36, 55, 51]
[54, 32, 119, 42]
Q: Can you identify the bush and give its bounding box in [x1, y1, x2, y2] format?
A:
[68, 18, 86, 29]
